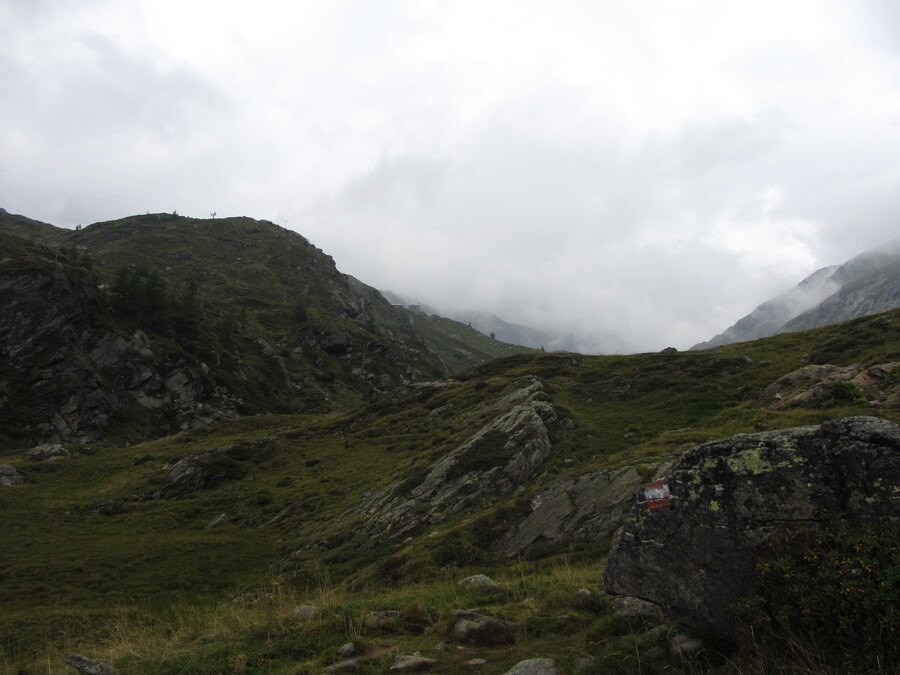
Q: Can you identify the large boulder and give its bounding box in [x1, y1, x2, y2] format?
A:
[603, 417, 900, 639]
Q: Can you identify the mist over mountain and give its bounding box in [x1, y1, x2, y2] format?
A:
[381, 290, 580, 352]
[694, 237, 900, 349]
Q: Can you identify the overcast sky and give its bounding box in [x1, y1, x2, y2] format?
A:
[3, 1, 900, 352]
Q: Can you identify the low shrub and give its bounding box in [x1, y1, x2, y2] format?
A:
[739, 522, 899, 673]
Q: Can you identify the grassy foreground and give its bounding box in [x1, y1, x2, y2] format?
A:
[3, 309, 900, 673]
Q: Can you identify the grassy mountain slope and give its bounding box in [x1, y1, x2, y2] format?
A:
[2, 308, 898, 673]
[0, 210, 531, 447]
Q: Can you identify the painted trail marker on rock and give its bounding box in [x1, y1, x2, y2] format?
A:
[644, 479, 670, 509]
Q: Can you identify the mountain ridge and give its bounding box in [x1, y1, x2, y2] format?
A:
[0, 209, 532, 446]
[694, 237, 900, 349]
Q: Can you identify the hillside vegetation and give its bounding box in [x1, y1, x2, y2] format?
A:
[0, 211, 530, 447]
[2, 292, 899, 672]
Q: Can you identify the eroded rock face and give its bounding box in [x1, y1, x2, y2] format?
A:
[351, 378, 558, 540]
[603, 417, 900, 639]
[0, 259, 239, 445]
[492, 461, 672, 558]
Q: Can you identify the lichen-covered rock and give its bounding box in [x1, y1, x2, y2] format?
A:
[352, 378, 558, 540]
[25, 443, 73, 461]
[604, 416, 900, 638]
[457, 574, 498, 589]
[492, 462, 672, 557]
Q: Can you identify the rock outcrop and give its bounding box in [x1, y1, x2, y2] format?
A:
[604, 416, 900, 638]
[492, 461, 672, 557]
[0, 463, 24, 486]
[0, 255, 237, 444]
[350, 378, 558, 540]
[760, 362, 899, 409]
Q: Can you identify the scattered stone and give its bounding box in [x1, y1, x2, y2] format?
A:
[336, 642, 358, 658]
[433, 642, 447, 651]
[458, 574, 498, 589]
[292, 604, 318, 619]
[573, 657, 594, 671]
[206, 513, 228, 528]
[323, 660, 362, 672]
[604, 416, 900, 638]
[501, 658, 558, 675]
[389, 654, 437, 672]
[26, 443, 72, 461]
[0, 464, 24, 486]
[453, 614, 515, 646]
[670, 633, 704, 656]
[61, 653, 118, 674]
[231, 590, 273, 607]
[465, 658, 487, 669]
[94, 500, 125, 516]
[364, 610, 400, 626]
[575, 588, 592, 597]
[611, 596, 662, 618]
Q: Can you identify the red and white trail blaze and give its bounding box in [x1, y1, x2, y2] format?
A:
[643, 479, 671, 509]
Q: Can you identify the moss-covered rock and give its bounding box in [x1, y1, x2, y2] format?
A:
[603, 416, 900, 638]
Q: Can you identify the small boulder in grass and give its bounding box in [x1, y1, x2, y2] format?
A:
[501, 658, 559, 675]
[323, 661, 362, 673]
[389, 654, 437, 672]
[292, 604, 318, 619]
[61, 654, 118, 675]
[453, 614, 515, 646]
[337, 642, 358, 658]
[611, 596, 662, 618]
[670, 633, 704, 656]
[457, 574, 498, 589]
[364, 610, 400, 626]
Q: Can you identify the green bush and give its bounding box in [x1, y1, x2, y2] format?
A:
[819, 379, 861, 407]
[739, 522, 899, 672]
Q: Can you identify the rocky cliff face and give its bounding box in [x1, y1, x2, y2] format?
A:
[0, 255, 238, 444]
[603, 416, 900, 638]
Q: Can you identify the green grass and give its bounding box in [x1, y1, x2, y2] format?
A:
[1, 305, 899, 672]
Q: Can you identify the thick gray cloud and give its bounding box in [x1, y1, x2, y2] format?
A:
[2, 0, 900, 352]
